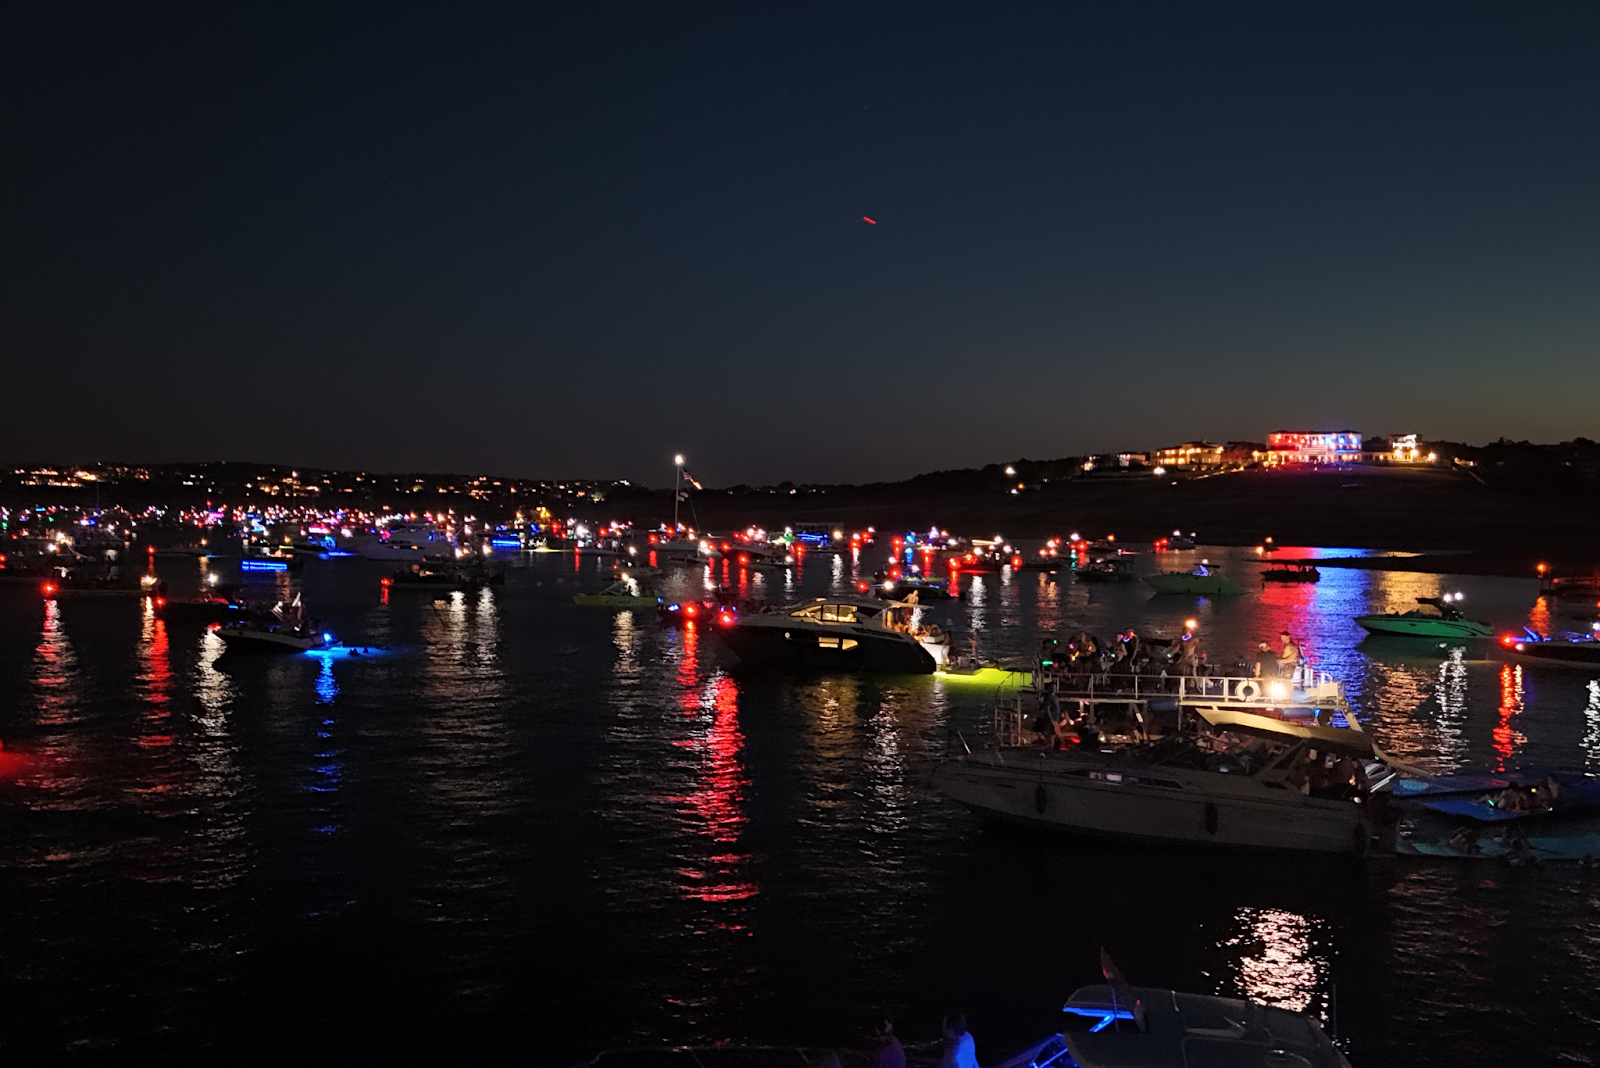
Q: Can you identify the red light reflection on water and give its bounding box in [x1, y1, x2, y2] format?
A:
[676, 623, 700, 698]
[33, 599, 74, 726]
[139, 600, 173, 714]
[1492, 664, 1526, 771]
[669, 668, 757, 904]
[1527, 596, 1552, 635]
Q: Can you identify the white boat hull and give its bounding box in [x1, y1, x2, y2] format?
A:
[936, 752, 1373, 854]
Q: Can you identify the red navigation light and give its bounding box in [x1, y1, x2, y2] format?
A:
[381, 576, 393, 586]
[156, 598, 165, 607]
[1012, 556, 1023, 568]
[718, 612, 734, 626]
[686, 604, 698, 616]
[42, 583, 55, 596]
[1501, 635, 1514, 645]
[738, 554, 749, 565]
[1536, 562, 1548, 575]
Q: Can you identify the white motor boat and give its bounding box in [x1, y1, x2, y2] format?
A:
[718, 596, 950, 673]
[218, 621, 334, 654]
[217, 595, 335, 653]
[355, 521, 458, 562]
[935, 708, 1395, 854]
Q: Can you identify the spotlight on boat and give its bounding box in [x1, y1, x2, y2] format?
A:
[1268, 682, 1290, 700]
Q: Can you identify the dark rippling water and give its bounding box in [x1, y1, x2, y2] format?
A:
[3, 546, 1599, 1063]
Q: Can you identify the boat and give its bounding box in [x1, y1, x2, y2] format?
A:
[39, 566, 167, 599]
[1144, 565, 1245, 596]
[1500, 626, 1600, 667]
[155, 592, 254, 622]
[1399, 769, 1600, 823]
[1076, 558, 1137, 583]
[1355, 595, 1491, 639]
[1003, 982, 1351, 1068]
[935, 707, 1396, 854]
[717, 596, 950, 673]
[1262, 562, 1320, 583]
[1154, 530, 1197, 551]
[384, 562, 503, 592]
[875, 574, 956, 601]
[355, 521, 458, 562]
[572, 580, 663, 610]
[1398, 831, 1600, 862]
[217, 597, 333, 653]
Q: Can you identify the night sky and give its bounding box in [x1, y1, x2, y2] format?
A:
[5, 3, 1599, 486]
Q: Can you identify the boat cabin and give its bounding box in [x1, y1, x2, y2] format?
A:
[786, 597, 913, 632]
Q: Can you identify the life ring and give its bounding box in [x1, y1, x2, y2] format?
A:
[1236, 680, 1262, 701]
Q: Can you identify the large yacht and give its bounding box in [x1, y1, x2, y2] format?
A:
[717, 595, 950, 673]
[355, 521, 458, 562]
[935, 707, 1396, 855]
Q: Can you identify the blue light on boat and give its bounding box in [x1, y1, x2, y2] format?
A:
[490, 537, 522, 549]
[240, 559, 288, 572]
[1062, 1005, 1139, 1033]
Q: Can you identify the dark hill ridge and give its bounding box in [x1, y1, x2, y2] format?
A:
[651, 465, 1598, 571]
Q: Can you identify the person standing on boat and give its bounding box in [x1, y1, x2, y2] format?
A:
[940, 1014, 978, 1068]
[868, 1019, 906, 1068]
[1253, 642, 1276, 678]
[1276, 632, 1301, 677]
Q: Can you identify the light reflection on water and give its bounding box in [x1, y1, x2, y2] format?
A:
[1223, 907, 1325, 1013]
[4, 549, 1600, 1063]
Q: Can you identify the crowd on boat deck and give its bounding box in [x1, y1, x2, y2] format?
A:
[822, 1012, 977, 1068]
[1043, 628, 1305, 680]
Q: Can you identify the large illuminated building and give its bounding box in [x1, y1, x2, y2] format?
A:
[1265, 431, 1363, 465]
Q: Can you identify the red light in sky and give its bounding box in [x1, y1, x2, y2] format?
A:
[862, 216, 876, 224]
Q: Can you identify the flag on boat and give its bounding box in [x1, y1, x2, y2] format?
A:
[1100, 948, 1144, 1030]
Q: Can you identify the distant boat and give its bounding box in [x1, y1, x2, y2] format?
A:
[355, 522, 458, 562]
[1144, 566, 1244, 596]
[1077, 558, 1137, 583]
[1501, 627, 1600, 667]
[1356, 596, 1491, 639]
[1262, 562, 1321, 583]
[573, 581, 663, 610]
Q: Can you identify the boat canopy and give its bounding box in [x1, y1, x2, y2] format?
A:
[1197, 708, 1376, 758]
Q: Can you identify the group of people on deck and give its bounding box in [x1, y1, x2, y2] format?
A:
[834, 1014, 977, 1068]
[1253, 631, 1303, 679]
[1053, 627, 1308, 681]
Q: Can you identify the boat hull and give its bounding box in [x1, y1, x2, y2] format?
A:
[720, 624, 939, 673]
[218, 629, 326, 654]
[1506, 641, 1600, 667]
[572, 594, 662, 609]
[1145, 573, 1245, 596]
[1356, 615, 1492, 639]
[935, 754, 1373, 854]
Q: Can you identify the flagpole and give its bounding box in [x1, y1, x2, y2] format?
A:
[673, 454, 685, 532]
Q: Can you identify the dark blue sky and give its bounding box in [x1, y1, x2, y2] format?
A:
[5, 3, 1598, 486]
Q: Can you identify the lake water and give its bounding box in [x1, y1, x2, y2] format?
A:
[2, 545, 1598, 1062]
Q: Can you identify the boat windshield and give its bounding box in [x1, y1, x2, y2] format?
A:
[1143, 734, 1282, 776]
[792, 602, 876, 624]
